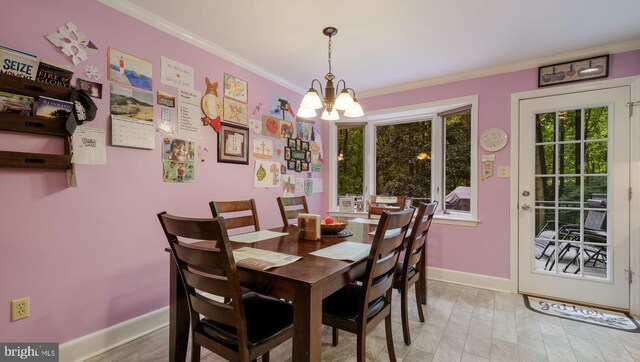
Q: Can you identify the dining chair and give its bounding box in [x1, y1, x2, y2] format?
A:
[368, 195, 406, 219]
[277, 196, 309, 226]
[209, 199, 260, 233]
[393, 201, 438, 345]
[322, 208, 414, 362]
[158, 212, 293, 362]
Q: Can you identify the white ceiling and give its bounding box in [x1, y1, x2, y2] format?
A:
[105, 0, 640, 97]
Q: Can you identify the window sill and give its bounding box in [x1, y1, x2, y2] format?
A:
[327, 210, 479, 227]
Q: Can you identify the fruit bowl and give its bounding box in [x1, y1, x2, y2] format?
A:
[320, 220, 347, 234]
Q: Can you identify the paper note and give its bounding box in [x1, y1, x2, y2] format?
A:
[177, 88, 202, 140]
[312, 178, 323, 193]
[232, 247, 301, 270]
[72, 126, 106, 165]
[161, 56, 194, 89]
[310, 241, 371, 262]
[229, 230, 288, 243]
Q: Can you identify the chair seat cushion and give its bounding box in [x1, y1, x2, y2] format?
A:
[322, 283, 386, 321]
[197, 292, 293, 347]
[394, 262, 416, 281]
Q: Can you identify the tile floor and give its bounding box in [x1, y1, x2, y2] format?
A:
[87, 280, 640, 361]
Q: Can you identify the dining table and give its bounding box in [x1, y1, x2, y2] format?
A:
[167, 219, 427, 362]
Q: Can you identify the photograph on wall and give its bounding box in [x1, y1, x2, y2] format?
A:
[223, 97, 248, 126]
[157, 91, 176, 108]
[162, 137, 195, 183]
[107, 47, 153, 91]
[252, 136, 274, 159]
[224, 73, 248, 103]
[110, 83, 153, 122]
[76, 78, 102, 99]
[253, 160, 280, 188]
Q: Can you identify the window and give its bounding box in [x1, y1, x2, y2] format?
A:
[329, 95, 478, 224]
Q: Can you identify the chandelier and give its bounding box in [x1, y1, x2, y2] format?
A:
[297, 27, 364, 121]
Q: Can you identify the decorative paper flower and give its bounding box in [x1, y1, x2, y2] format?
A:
[46, 22, 98, 65]
[85, 65, 101, 80]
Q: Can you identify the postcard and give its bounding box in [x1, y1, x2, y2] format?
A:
[76, 78, 102, 99]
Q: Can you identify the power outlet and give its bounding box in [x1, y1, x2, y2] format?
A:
[11, 297, 30, 322]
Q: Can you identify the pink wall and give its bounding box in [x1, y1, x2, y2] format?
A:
[0, 0, 330, 343]
[361, 49, 640, 280]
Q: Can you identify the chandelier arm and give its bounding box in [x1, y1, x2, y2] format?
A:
[336, 79, 347, 94]
[310, 79, 325, 100]
[346, 87, 358, 100]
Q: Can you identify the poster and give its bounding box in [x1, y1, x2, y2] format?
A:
[72, 126, 106, 165]
[162, 137, 195, 183]
[177, 88, 202, 140]
[253, 160, 280, 188]
[161, 56, 194, 89]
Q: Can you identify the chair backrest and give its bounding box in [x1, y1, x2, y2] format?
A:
[157, 212, 251, 349]
[401, 201, 438, 281]
[368, 195, 406, 219]
[360, 208, 414, 320]
[277, 196, 309, 226]
[584, 198, 607, 231]
[209, 199, 260, 233]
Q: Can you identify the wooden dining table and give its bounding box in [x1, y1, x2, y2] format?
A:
[167, 219, 427, 362]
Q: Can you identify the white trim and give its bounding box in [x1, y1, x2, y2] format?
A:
[361, 39, 640, 98]
[59, 306, 169, 362]
[427, 266, 512, 293]
[97, 0, 304, 94]
[509, 75, 640, 312]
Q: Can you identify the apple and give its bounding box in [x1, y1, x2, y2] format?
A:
[324, 216, 334, 225]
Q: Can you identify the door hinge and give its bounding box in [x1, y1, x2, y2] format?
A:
[625, 269, 634, 284]
[629, 101, 640, 117]
[630, 187, 633, 200]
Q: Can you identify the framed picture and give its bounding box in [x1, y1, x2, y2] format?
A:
[224, 98, 248, 126]
[296, 138, 302, 150]
[224, 73, 248, 103]
[295, 160, 302, 172]
[287, 160, 296, 170]
[339, 197, 355, 213]
[76, 78, 102, 99]
[305, 151, 311, 163]
[538, 54, 609, 87]
[284, 147, 291, 160]
[301, 162, 309, 171]
[288, 138, 296, 148]
[302, 141, 309, 151]
[218, 123, 249, 164]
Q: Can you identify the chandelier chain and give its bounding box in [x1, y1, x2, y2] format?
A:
[328, 35, 332, 74]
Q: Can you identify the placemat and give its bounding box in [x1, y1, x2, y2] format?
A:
[321, 230, 353, 238]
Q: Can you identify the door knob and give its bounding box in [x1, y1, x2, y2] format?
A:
[521, 204, 531, 211]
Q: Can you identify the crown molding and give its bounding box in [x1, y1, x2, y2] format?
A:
[97, 0, 305, 95]
[359, 39, 640, 99]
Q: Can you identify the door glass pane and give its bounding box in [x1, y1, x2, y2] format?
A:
[536, 112, 555, 143]
[535, 145, 555, 175]
[585, 142, 607, 174]
[584, 107, 608, 140]
[583, 245, 607, 279]
[584, 176, 607, 202]
[559, 109, 581, 142]
[558, 143, 581, 175]
[558, 176, 580, 208]
[535, 177, 555, 207]
[559, 242, 581, 275]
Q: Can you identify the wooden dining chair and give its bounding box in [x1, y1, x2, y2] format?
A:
[158, 212, 293, 362]
[209, 199, 260, 233]
[393, 201, 438, 345]
[322, 208, 414, 362]
[368, 195, 406, 219]
[277, 196, 309, 226]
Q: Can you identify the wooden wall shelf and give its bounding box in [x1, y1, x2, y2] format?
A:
[0, 73, 73, 170]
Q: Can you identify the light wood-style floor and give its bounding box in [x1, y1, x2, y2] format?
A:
[88, 280, 640, 361]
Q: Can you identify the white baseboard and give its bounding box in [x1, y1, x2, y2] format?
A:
[59, 306, 169, 362]
[427, 266, 513, 293]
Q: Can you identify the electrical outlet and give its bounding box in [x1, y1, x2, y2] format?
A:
[11, 297, 30, 322]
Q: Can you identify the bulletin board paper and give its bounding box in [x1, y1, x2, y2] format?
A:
[111, 115, 155, 149]
[178, 88, 202, 140]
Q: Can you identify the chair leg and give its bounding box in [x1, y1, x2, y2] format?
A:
[400, 287, 411, 345]
[356, 331, 366, 362]
[415, 281, 425, 323]
[190, 342, 201, 362]
[385, 313, 397, 362]
[332, 327, 339, 347]
[261, 351, 269, 362]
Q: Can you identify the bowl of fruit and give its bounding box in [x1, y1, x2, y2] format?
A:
[320, 216, 347, 234]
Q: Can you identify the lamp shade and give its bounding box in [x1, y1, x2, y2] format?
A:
[344, 101, 364, 118]
[321, 109, 340, 121]
[333, 89, 355, 111]
[297, 106, 317, 118]
[300, 88, 323, 109]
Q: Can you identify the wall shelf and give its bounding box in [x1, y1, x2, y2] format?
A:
[0, 73, 73, 170]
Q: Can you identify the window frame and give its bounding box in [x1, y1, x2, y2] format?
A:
[329, 95, 479, 225]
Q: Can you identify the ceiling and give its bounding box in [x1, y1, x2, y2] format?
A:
[104, 0, 640, 97]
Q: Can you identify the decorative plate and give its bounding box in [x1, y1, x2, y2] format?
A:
[480, 127, 508, 151]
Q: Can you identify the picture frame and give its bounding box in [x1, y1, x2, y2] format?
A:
[284, 147, 291, 160]
[223, 73, 248, 103]
[301, 162, 309, 172]
[295, 160, 302, 172]
[296, 138, 302, 150]
[287, 160, 296, 170]
[288, 138, 296, 148]
[538, 54, 609, 87]
[339, 197, 355, 213]
[302, 141, 309, 151]
[218, 123, 249, 164]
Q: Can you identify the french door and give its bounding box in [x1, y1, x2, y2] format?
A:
[518, 86, 631, 309]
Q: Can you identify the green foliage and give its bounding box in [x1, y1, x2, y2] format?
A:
[444, 114, 471, 194]
[337, 127, 364, 195]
